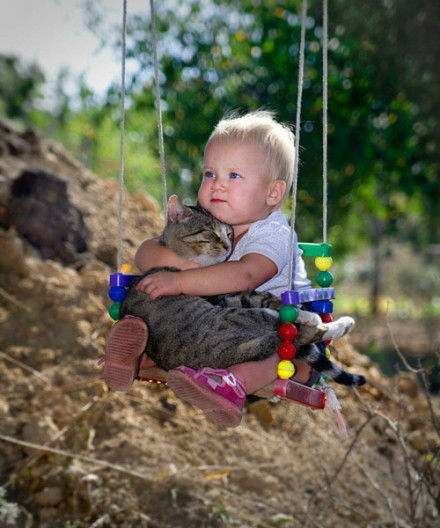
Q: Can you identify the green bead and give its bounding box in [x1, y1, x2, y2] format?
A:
[316, 270, 334, 287]
[279, 305, 299, 323]
[108, 302, 121, 320]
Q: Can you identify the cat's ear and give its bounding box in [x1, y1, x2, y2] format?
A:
[167, 194, 188, 222]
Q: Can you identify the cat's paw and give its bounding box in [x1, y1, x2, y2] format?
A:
[322, 316, 355, 340]
[295, 309, 322, 326]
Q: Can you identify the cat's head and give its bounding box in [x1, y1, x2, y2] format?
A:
[161, 195, 233, 266]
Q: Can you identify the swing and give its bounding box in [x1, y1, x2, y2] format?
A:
[105, 0, 339, 412]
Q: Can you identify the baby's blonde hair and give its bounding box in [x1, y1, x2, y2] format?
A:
[206, 110, 296, 195]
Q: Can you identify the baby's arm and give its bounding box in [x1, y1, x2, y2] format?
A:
[136, 253, 277, 298]
[135, 238, 200, 272]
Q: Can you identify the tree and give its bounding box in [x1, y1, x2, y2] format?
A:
[0, 55, 45, 121]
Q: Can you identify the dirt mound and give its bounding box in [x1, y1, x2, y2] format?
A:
[0, 119, 438, 528]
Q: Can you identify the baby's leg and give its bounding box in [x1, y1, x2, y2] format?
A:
[229, 355, 314, 394]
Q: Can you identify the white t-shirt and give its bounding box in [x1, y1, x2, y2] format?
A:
[228, 211, 310, 296]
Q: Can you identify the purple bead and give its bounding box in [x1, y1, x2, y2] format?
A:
[281, 288, 335, 305]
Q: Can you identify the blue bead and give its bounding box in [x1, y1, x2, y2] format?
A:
[309, 300, 333, 313]
[108, 286, 127, 302]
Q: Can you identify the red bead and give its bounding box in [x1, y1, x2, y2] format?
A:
[278, 323, 298, 341]
[325, 340, 332, 346]
[277, 341, 297, 360]
[320, 313, 333, 323]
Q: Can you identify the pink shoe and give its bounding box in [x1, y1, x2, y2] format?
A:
[166, 366, 246, 428]
[104, 316, 148, 391]
[273, 378, 327, 409]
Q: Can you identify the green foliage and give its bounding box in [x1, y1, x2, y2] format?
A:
[114, 0, 438, 254]
[0, 55, 45, 120]
[1, 0, 438, 258]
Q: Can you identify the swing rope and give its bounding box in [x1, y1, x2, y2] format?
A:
[116, 0, 328, 282]
[322, 0, 329, 243]
[116, 0, 128, 274]
[287, 0, 308, 291]
[149, 0, 168, 219]
[288, 0, 330, 289]
[116, 0, 167, 275]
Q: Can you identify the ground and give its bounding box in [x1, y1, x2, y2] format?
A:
[0, 119, 438, 528]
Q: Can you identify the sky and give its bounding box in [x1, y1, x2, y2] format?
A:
[1, 0, 148, 99]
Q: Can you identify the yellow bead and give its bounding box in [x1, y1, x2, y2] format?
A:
[121, 263, 133, 273]
[315, 257, 333, 271]
[325, 348, 331, 359]
[277, 360, 296, 379]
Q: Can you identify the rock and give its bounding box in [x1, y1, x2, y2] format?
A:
[132, 191, 161, 214]
[22, 417, 59, 454]
[408, 430, 427, 452]
[95, 242, 117, 267]
[76, 319, 92, 337]
[398, 373, 419, 398]
[0, 229, 29, 276]
[35, 487, 63, 507]
[0, 396, 9, 417]
[6, 168, 89, 264]
[247, 399, 274, 426]
[33, 348, 57, 365]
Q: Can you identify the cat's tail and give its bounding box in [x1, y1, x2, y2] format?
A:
[296, 344, 366, 387]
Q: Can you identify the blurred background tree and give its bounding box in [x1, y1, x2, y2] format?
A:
[0, 0, 438, 315]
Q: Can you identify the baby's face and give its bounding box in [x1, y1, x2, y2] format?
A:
[198, 140, 277, 237]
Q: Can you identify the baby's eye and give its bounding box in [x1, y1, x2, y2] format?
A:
[204, 171, 215, 178]
[229, 172, 241, 179]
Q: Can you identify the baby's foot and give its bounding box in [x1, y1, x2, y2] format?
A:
[104, 316, 148, 391]
[166, 367, 246, 428]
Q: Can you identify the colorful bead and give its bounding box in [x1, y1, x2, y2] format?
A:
[279, 305, 298, 323]
[281, 287, 335, 305]
[325, 348, 331, 358]
[108, 286, 127, 302]
[309, 300, 333, 313]
[277, 360, 296, 379]
[108, 302, 121, 320]
[277, 342, 297, 360]
[109, 273, 140, 287]
[315, 256, 333, 271]
[316, 271, 333, 287]
[320, 313, 333, 323]
[278, 323, 298, 341]
[298, 242, 332, 257]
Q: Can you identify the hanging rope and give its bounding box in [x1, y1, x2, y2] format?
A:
[116, 0, 128, 274]
[287, 0, 308, 291]
[322, 0, 329, 243]
[149, 0, 168, 219]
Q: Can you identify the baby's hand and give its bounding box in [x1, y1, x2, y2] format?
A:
[136, 271, 183, 299]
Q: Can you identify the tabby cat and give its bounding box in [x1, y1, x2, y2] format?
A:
[121, 195, 365, 386]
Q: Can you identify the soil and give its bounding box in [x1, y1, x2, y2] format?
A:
[0, 118, 438, 528]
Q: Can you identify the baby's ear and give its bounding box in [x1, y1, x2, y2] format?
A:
[266, 180, 287, 207]
[167, 195, 188, 222]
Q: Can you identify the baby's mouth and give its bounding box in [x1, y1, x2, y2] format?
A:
[211, 198, 226, 203]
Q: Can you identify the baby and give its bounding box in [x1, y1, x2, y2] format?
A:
[106, 111, 322, 426]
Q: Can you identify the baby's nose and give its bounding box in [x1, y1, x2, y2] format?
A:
[212, 178, 225, 190]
